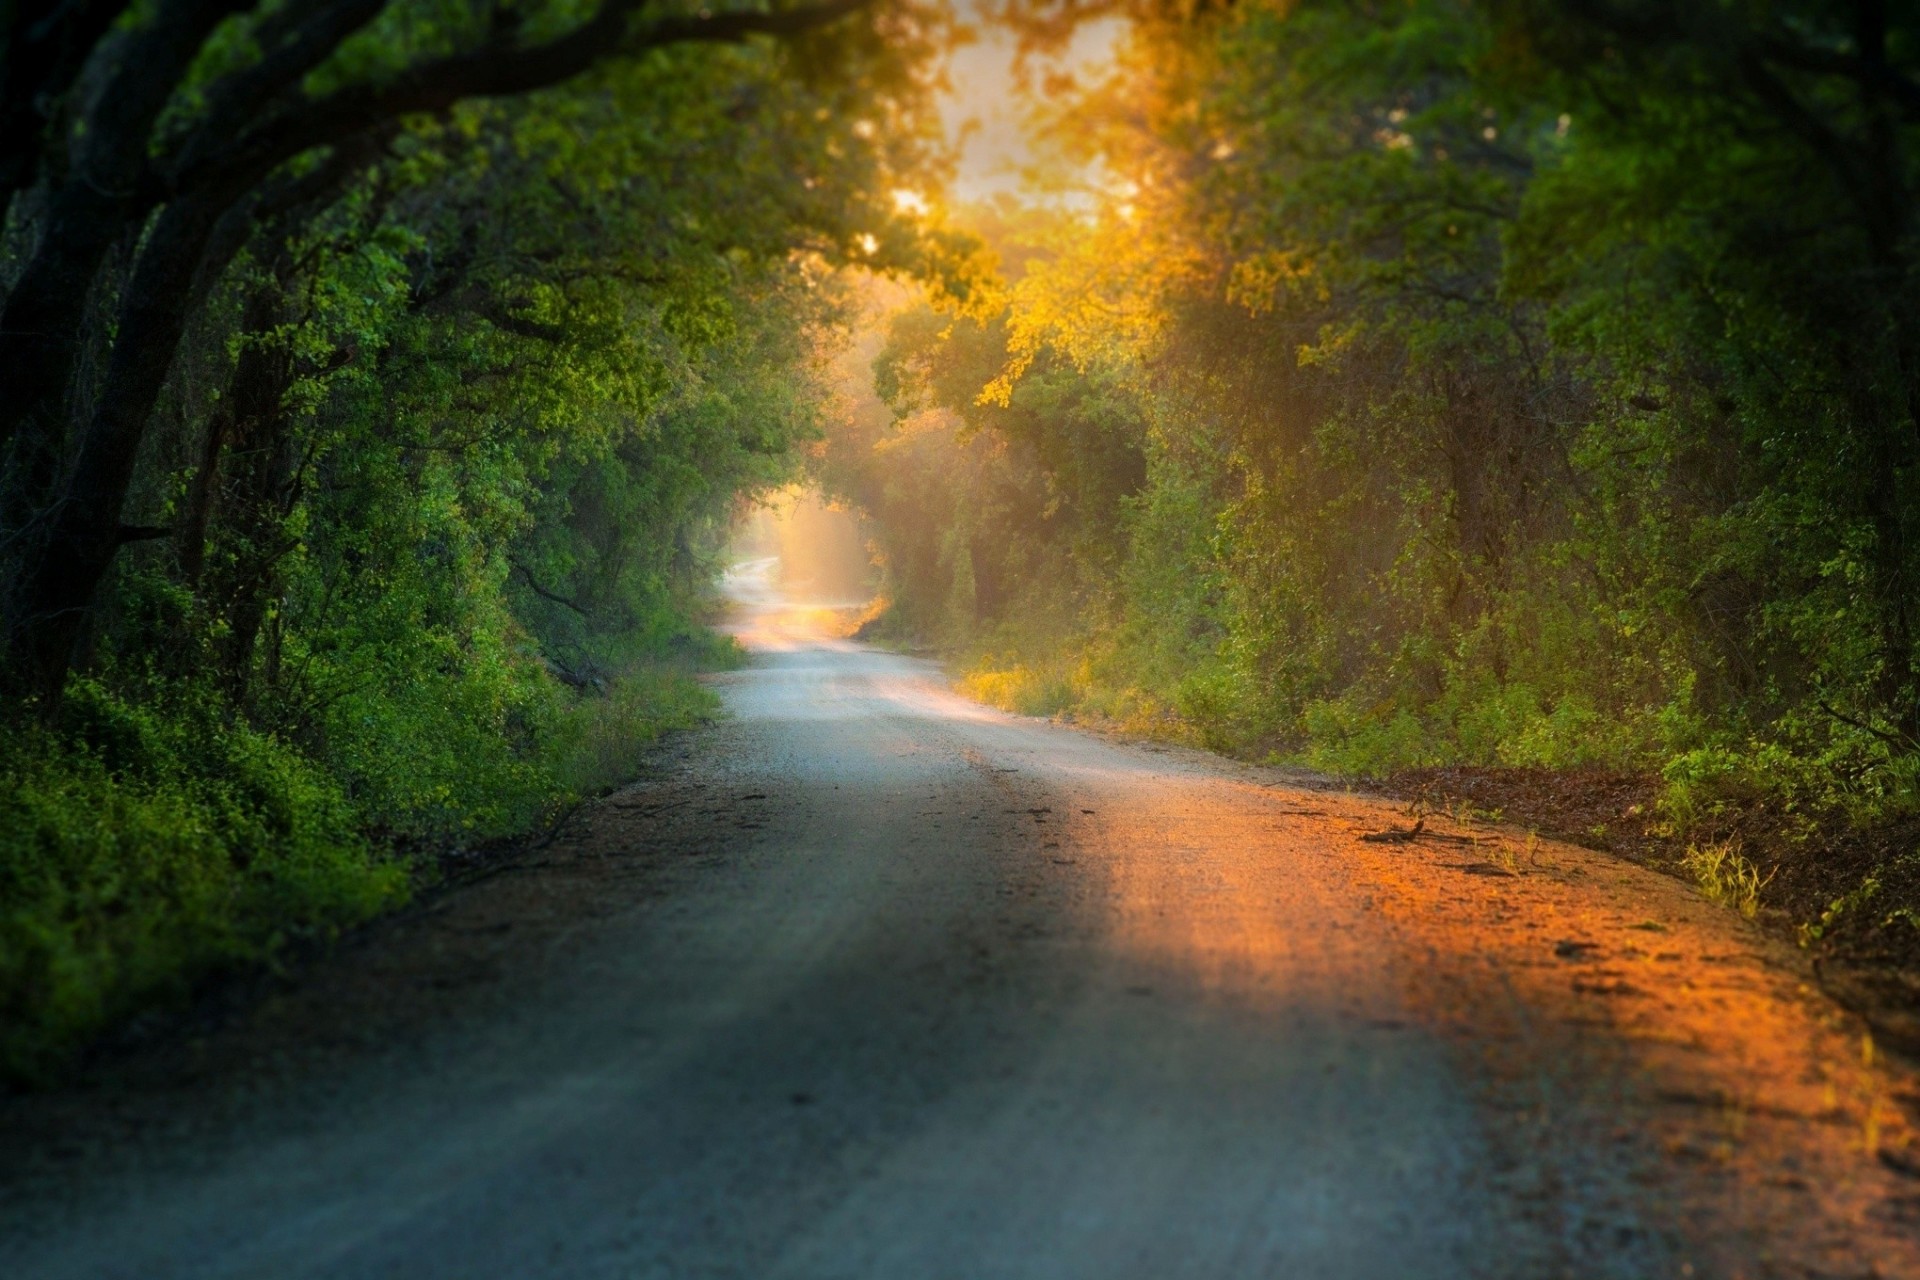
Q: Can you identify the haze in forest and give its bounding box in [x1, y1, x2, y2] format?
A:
[4, 10, 1920, 1252]
[737, 490, 876, 606]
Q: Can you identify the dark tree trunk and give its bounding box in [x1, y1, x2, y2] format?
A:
[0, 182, 141, 495]
[216, 427, 300, 699]
[11, 185, 239, 705]
[0, 0, 257, 475]
[177, 255, 308, 591]
[0, 3, 253, 530]
[176, 408, 232, 591]
[0, 0, 134, 213]
[7, 139, 386, 706]
[203, 289, 300, 693]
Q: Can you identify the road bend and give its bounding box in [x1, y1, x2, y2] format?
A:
[8, 558, 1909, 1279]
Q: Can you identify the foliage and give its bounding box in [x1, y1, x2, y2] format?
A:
[551, 664, 728, 797]
[0, 680, 405, 1081]
[1680, 839, 1775, 921]
[0, 0, 953, 1078]
[821, 0, 1920, 958]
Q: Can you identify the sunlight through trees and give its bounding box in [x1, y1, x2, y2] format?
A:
[5, 0, 1919, 1079]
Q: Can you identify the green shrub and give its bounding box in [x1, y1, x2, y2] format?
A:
[0, 640, 734, 1084]
[0, 684, 406, 1082]
[550, 669, 722, 795]
[1299, 699, 1437, 775]
[1172, 664, 1256, 751]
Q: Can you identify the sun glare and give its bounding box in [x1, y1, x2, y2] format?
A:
[938, 8, 1125, 203]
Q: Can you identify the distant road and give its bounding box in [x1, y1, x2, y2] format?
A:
[3, 558, 1913, 1279]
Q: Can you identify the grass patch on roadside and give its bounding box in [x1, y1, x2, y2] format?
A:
[549, 666, 724, 796]
[0, 684, 407, 1084]
[0, 638, 734, 1087]
[957, 661, 1079, 718]
[1680, 838, 1774, 919]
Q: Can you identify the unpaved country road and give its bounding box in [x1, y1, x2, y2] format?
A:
[4, 560, 1918, 1279]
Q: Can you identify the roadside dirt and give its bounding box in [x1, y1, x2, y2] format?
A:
[1384, 765, 1920, 1061]
[1314, 796, 1920, 1277]
[0, 733, 723, 1201]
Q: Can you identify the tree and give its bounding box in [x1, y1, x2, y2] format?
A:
[1493, 0, 1920, 741]
[0, 0, 905, 706]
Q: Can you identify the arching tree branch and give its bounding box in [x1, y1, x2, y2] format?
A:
[178, 0, 871, 199]
[512, 561, 591, 616]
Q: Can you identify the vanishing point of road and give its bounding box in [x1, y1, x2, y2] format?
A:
[3, 560, 1916, 1278]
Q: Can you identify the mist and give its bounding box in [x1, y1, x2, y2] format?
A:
[735, 487, 878, 607]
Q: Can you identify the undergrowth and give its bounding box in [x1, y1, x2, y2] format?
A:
[0, 682, 404, 1083]
[0, 640, 732, 1086]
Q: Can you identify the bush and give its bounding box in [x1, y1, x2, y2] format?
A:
[0, 684, 406, 1082]
[0, 632, 734, 1084]
[550, 668, 722, 795]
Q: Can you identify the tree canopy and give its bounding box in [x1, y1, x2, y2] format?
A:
[818, 0, 1920, 975]
[9, 0, 1920, 1077]
[0, 0, 959, 1076]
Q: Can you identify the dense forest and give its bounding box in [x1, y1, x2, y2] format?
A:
[0, 0, 961, 1077]
[821, 0, 1920, 999]
[5, 0, 1919, 1080]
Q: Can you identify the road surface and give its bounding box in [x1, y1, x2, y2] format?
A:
[3, 559, 1915, 1278]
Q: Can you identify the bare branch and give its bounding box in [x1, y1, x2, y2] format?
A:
[512, 561, 590, 616]
[114, 523, 174, 544]
[1818, 699, 1919, 751]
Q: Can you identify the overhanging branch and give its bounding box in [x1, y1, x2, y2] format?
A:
[180, 0, 871, 199]
[512, 561, 591, 616]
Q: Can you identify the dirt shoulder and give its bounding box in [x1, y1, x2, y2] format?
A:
[0, 731, 723, 1191]
[1378, 765, 1920, 1059]
[6, 692, 1920, 1277]
[1314, 787, 1920, 1276]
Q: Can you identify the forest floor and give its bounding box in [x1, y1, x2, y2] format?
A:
[3, 563, 1919, 1278]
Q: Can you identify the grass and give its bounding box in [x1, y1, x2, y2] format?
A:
[550, 667, 723, 796]
[0, 697, 408, 1084]
[0, 639, 737, 1087]
[1680, 838, 1775, 920]
[957, 662, 1078, 718]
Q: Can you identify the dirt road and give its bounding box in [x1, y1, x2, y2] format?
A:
[3, 560, 1917, 1278]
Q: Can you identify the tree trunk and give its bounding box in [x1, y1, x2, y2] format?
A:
[0, 0, 134, 215]
[176, 408, 232, 591]
[0, 182, 140, 494]
[177, 280, 292, 590]
[0, 0, 258, 482]
[10, 185, 238, 706]
[9, 137, 390, 707]
[206, 300, 300, 695]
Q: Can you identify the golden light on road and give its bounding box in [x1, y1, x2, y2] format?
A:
[1090, 795, 1352, 1006]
